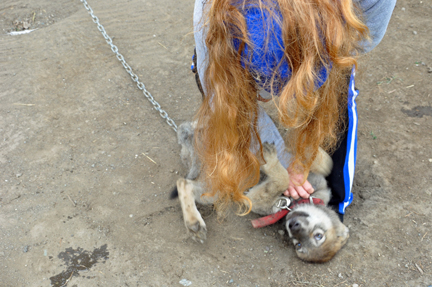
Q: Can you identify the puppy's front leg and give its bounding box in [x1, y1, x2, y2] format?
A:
[247, 143, 291, 215]
[176, 178, 207, 243]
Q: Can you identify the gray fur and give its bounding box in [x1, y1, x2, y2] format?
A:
[177, 121, 201, 180]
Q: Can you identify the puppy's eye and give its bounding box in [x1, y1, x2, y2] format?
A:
[295, 242, 302, 250]
[314, 233, 323, 241]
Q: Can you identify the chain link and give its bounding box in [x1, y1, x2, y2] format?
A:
[79, 0, 177, 132]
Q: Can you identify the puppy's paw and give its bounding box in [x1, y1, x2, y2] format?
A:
[176, 177, 188, 191]
[262, 142, 278, 165]
[185, 217, 207, 244]
[177, 178, 207, 243]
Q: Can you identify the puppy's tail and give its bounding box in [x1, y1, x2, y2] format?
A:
[310, 147, 333, 177]
[170, 185, 179, 199]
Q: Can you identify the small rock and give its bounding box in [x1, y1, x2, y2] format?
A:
[428, 67, 432, 73]
[179, 279, 192, 286]
[278, 230, 285, 236]
[23, 246, 29, 253]
[401, 7, 405, 11]
[413, 31, 417, 35]
[429, 159, 432, 163]
[229, 279, 234, 284]
[338, 273, 343, 279]
[353, 284, 359, 287]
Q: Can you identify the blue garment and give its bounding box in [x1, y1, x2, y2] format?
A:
[233, 4, 329, 94]
[342, 67, 359, 214]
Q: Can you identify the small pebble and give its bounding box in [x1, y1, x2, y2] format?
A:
[413, 31, 417, 35]
[401, 7, 405, 11]
[353, 284, 359, 287]
[16, 173, 22, 178]
[179, 279, 192, 286]
[278, 230, 285, 236]
[338, 273, 343, 279]
[23, 246, 29, 253]
[129, 214, 133, 218]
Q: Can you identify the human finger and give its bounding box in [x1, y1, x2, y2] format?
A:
[292, 184, 310, 199]
[302, 180, 314, 194]
[287, 186, 300, 199]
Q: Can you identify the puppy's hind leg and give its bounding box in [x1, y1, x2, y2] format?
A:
[176, 178, 207, 243]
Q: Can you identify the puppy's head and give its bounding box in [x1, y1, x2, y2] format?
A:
[285, 204, 349, 263]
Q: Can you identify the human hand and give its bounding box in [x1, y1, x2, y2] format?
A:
[283, 168, 314, 199]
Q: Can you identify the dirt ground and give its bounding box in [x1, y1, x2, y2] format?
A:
[0, 0, 431, 286]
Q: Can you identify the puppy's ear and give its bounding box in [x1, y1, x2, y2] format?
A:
[336, 224, 350, 247]
[313, 224, 349, 263]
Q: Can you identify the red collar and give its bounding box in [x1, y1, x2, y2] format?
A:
[251, 197, 324, 228]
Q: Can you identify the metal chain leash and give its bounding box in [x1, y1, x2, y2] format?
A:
[79, 0, 177, 132]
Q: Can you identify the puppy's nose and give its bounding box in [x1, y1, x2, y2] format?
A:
[288, 219, 301, 231]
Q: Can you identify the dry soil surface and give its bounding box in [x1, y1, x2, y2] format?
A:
[0, 0, 431, 286]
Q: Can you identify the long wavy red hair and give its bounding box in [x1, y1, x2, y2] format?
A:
[194, 0, 368, 213]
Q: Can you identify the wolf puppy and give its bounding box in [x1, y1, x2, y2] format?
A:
[172, 122, 349, 262]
